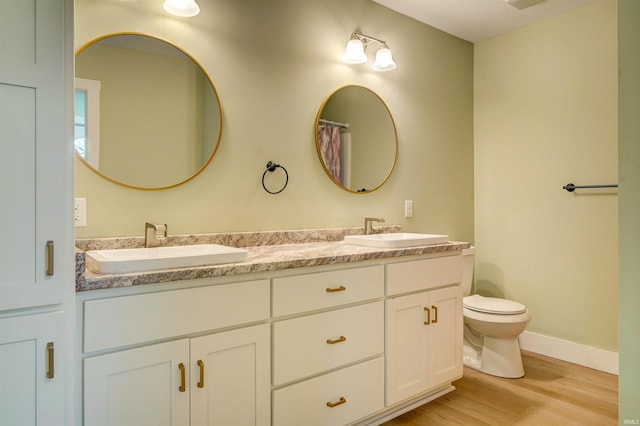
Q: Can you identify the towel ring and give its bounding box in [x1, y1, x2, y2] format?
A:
[262, 161, 289, 194]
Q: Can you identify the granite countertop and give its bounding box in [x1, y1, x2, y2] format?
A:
[75, 227, 470, 292]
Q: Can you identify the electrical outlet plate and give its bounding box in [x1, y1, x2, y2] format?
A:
[404, 200, 413, 218]
[74, 198, 87, 227]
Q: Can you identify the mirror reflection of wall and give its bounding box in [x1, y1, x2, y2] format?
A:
[316, 85, 397, 193]
[75, 34, 222, 190]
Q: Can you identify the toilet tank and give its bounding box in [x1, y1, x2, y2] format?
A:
[461, 246, 475, 296]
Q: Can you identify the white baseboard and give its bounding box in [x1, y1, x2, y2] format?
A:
[518, 331, 618, 375]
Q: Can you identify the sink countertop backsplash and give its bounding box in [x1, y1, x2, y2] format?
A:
[75, 226, 468, 292]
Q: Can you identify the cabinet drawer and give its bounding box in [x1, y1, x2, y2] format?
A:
[84, 280, 269, 352]
[272, 265, 383, 317]
[273, 357, 384, 426]
[386, 255, 462, 296]
[273, 301, 383, 385]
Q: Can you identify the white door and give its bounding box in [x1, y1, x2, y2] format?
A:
[190, 324, 271, 426]
[0, 0, 72, 311]
[385, 292, 429, 405]
[83, 339, 190, 426]
[0, 312, 65, 426]
[427, 285, 463, 387]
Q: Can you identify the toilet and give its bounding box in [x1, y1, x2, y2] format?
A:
[461, 247, 531, 378]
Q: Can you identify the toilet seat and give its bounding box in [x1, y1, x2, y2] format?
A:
[463, 294, 527, 315]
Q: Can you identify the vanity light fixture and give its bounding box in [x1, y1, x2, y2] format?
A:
[342, 31, 396, 72]
[163, 0, 200, 17]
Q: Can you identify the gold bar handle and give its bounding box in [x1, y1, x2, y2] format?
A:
[46, 241, 54, 276]
[326, 285, 346, 293]
[326, 336, 347, 345]
[432, 305, 438, 323]
[197, 360, 204, 388]
[326, 397, 347, 408]
[178, 363, 186, 392]
[424, 306, 431, 325]
[46, 342, 54, 379]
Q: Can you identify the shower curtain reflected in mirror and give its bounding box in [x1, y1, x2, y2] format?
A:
[318, 124, 340, 183]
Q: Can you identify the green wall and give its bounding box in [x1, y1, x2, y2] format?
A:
[74, 0, 474, 240]
[474, 0, 618, 352]
[619, 0, 640, 421]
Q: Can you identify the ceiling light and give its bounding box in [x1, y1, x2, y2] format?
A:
[163, 0, 200, 17]
[505, 0, 546, 10]
[342, 31, 396, 72]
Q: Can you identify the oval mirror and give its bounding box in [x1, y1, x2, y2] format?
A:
[315, 85, 397, 193]
[74, 33, 222, 189]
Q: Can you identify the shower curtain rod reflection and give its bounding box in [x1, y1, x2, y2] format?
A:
[319, 118, 350, 129]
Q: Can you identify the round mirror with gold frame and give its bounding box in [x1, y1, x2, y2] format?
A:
[74, 33, 222, 190]
[315, 85, 397, 193]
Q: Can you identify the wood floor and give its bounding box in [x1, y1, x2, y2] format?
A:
[383, 351, 618, 426]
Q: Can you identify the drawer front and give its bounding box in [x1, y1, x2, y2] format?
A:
[386, 255, 462, 296]
[272, 265, 384, 317]
[273, 301, 384, 385]
[273, 357, 384, 426]
[84, 279, 270, 353]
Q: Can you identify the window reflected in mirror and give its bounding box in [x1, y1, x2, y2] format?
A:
[74, 33, 222, 190]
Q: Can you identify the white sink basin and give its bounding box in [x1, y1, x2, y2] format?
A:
[85, 244, 249, 274]
[344, 233, 449, 248]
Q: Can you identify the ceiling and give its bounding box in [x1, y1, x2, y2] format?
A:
[371, 0, 597, 42]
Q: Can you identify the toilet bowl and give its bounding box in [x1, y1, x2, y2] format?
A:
[461, 247, 531, 378]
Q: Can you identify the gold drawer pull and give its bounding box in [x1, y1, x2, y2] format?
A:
[424, 306, 431, 325]
[326, 336, 347, 345]
[197, 360, 205, 388]
[178, 363, 186, 392]
[326, 285, 346, 293]
[432, 305, 438, 323]
[46, 342, 55, 379]
[326, 397, 347, 408]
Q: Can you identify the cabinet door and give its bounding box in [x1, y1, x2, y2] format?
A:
[385, 285, 463, 405]
[0, 0, 72, 312]
[190, 324, 270, 426]
[0, 312, 65, 426]
[84, 340, 190, 426]
[427, 285, 463, 387]
[385, 292, 429, 405]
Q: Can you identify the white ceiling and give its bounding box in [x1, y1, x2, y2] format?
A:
[371, 0, 597, 42]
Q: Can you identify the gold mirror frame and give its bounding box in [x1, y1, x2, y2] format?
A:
[315, 85, 398, 193]
[74, 32, 223, 190]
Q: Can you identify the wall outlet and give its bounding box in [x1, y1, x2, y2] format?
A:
[74, 198, 87, 227]
[404, 200, 413, 218]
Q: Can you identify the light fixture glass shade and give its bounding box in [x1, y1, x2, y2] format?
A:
[163, 0, 200, 17]
[372, 47, 396, 71]
[342, 39, 367, 64]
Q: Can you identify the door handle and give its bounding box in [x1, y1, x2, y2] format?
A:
[197, 360, 205, 388]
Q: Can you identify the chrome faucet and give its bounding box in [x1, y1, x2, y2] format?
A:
[145, 222, 168, 248]
[364, 217, 385, 235]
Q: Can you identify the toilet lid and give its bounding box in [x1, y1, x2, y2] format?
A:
[463, 294, 527, 315]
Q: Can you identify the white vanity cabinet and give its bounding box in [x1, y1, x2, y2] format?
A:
[271, 266, 386, 426]
[80, 279, 271, 426]
[385, 256, 464, 406]
[84, 324, 270, 426]
[78, 249, 468, 425]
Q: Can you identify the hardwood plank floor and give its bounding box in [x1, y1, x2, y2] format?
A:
[383, 351, 618, 425]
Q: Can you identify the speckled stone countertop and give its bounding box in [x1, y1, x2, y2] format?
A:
[75, 226, 469, 292]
